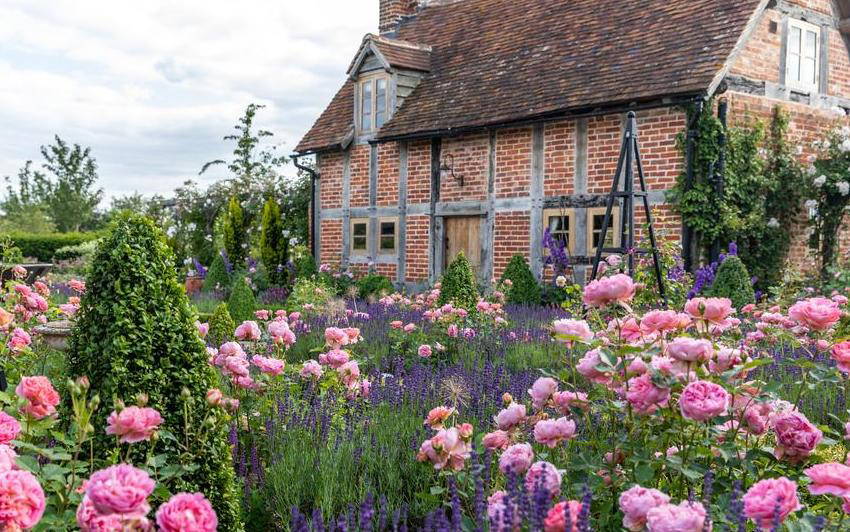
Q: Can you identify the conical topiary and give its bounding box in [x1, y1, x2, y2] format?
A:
[707, 255, 755, 311]
[222, 195, 248, 265]
[208, 302, 235, 347]
[227, 275, 256, 324]
[260, 197, 289, 286]
[500, 254, 541, 305]
[437, 251, 479, 310]
[202, 251, 230, 293]
[66, 214, 243, 530]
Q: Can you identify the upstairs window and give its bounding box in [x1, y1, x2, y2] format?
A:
[375, 79, 388, 128]
[786, 19, 820, 92]
[359, 75, 389, 132]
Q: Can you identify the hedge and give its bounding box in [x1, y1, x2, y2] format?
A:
[8, 232, 102, 262]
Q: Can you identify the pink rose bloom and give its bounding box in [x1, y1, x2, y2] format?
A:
[0, 445, 18, 472]
[344, 328, 361, 344]
[625, 373, 670, 415]
[15, 376, 60, 419]
[499, 443, 534, 475]
[76, 494, 151, 532]
[576, 349, 612, 384]
[0, 412, 21, 445]
[323, 348, 350, 369]
[86, 464, 154, 515]
[788, 297, 841, 331]
[528, 377, 558, 410]
[300, 360, 323, 379]
[552, 319, 593, 344]
[709, 347, 743, 374]
[582, 274, 636, 308]
[0, 308, 13, 327]
[251, 355, 285, 376]
[156, 492, 217, 532]
[845, 421, 850, 441]
[205, 389, 223, 406]
[69, 279, 86, 293]
[665, 337, 713, 363]
[390, 320, 403, 329]
[487, 490, 520, 532]
[234, 320, 261, 341]
[685, 297, 734, 324]
[0, 469, 46, 530]
[679, 380, 729, 422]
[424, 406, 455, 430]
[553, 391, 589, 413]
[494, 403, 527, 430]
[447, 324, 459, 337]
[543, 500, 582, 532]
[32, 282, 49, 297]
[223, 355, 249, 378]
[608, 317, 642, 343]
[832, 341, 850, 374]
[324, 327, 350, 348]
[418, 344, 433, 358]
[416, 427, 470, 471]
[525, 461, 562, 499]
[403, 323, 416, 333]
[773, 411, 822, 463]
[482, 430, 510, 450]
[533, 417, 577, 448]
[640, 310, 680, 335]
[619, 485, 671, 531]
[106, 406, 163, 444]
[337, 360, 360, 387]
[741, 401, 773, 436]
[218, 341, 244, 357]
[254, 310, 270, 320]
[743, 477, 800, 530]
[804, 463, 850, 497]
[7, 328, 31, 353]
[267, 320, 291, 339]
[645, 501, 707, 532]
[194, 321, 209, 339]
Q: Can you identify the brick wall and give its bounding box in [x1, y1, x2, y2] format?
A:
[377, 142, 400, 207]
[441, 133, 489, 202]
[318, 151, 344, 210]
[320, 218, 343, 266]
[349, 144, 371, 208]
[405, 215, 430, 281]
[636, 108, 687, 189]
[407, 140, 431, 204]
[729, 9, 782, 83]
[586, 114, 623, 194]
[544, 120, 576, 196]
[493, 211, 530, 278]
[495, 128, 532, 198]
[828, 27, 850, 97]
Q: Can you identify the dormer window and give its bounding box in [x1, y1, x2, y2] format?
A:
[786, 19, 820, 92]
[360, 75, 389, 132]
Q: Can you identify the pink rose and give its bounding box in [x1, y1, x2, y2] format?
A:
[403, 323, 416, 333]
[337, 360, 360, 386]
[324, 327, 350, 348]
[416, 427, 470, 471]
[743, 477, 800, 530]
[76, 493, 151, 532]
[323, 348, 350, 369]
[205, 389, 223, 406]
[619, 485, 671, 531]
[234, 320, 261, 341]
[106, 406, 163, 444]
[576, 349, 612, 384]
[424, 406, 455, 430]
[645, 501, 707, 532]
[640, 310, 680, 335]
[552, 319, 593, 344]
[194, 321, 209, 339]
[533, 417, 577, 448]
[608, 317, 642, 343]
[804, 462, 850, 497]
[525, 461, 562, 499]
[582, 274, 636, 308]
[299, 360, 323, 379]
[447, 324, 459, 337]
[543, 500, 582, 532]
[86, 464, 154, 515]
[679, 380, 729, 422]
[832, 341, 850, 374]
[685, 297, 734, 324]
[223, 355, 249, 378]
[7, 328, 31, 353]
[788, 297, 841, 331]
[0, 308, 13, 327]
[0, 445, 18, 472]
[68, 279, 86, 293]
[740, 400, 773, 436]
[390, 320, 403, 329]
[494, 403, 526, 430]
[156, 492, 217, 532]
[773, 411, 822, 463]
[344, 328, 361, 344]
[482, 430, 510, 450]
[418, 344, 433, 358]
[528, 377, 558, 410]
[15, 376, 60, 419]
[218, 341, 244, 358]
[0, 412, 21, 445]
[553, 391, 589, 413]
[625, 373, 670, 415]
[665, 337, 713, 363]
[709, 346, 743, 374]
[251, 355, 285, 376]
[499, 443, 534, 475]
[0, 469, 46, 530]
[487, 490, 520, 532]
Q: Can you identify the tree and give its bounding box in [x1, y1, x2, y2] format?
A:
[500, 254, 542, 305]
[437, 252, 479, 310]
[260, 197, 289, 286]
[221, 196, 248, 266]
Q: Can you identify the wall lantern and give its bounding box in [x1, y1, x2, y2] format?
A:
[440, 154, 464, 187]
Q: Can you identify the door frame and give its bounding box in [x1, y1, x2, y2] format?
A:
[434, 212, 489, 286]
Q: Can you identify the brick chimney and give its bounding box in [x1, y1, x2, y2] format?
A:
[379, 0, 418, 34]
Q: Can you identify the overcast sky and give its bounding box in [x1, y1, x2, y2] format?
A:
[0, 0, 376, 203]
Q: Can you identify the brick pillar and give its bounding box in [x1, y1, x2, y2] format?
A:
[379, 0, 418, 34]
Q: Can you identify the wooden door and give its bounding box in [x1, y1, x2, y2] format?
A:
[444, 216, 481, 274]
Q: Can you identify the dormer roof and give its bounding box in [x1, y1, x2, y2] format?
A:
[347, 34, 433, 78]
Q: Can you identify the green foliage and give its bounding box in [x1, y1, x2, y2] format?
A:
[437, 252, 479, 310]
[294, 252, 318, 280]
[203, 252, 231, 293]
[65, 214, 243, 530]
[287, 277, 334, 312]
[633, 235, 693, 310]
[259, 197, 289, 286]
[500, 254, 541, 305]
[8, 231, 101, 262]
[356, 273, 394, 300]
[0, 204, 55, 234]
[221, 196, 248, 266]
[227, 275, 257, 323]
[707, 256, 755, 310]
[53, 238, 102, 262]
[207, 303, 236, 347]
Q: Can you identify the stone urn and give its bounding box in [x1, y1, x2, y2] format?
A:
[185, 276, 204, 295]
[32, 319, 74, 351]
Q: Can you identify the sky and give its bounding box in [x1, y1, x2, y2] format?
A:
[0, 0, 376, 203]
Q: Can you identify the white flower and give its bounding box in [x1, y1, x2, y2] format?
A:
[805, 199, 818, 210]
[841, 126, 850, 138]
[814, 175, 827, 187]
[767, 218, 780, 228]
[806, 165, 817, 176]
[841, 139, 850, 152]
[555, 275, 567, 288]
[839, 181, 850, 196]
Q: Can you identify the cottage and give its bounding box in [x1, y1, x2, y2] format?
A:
[296, 0, 850, 288]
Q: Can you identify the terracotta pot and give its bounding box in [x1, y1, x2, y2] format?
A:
[185, 276, 204, 295]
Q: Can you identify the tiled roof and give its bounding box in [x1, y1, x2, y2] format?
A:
[373, 36, 432, 73]
[296, 0, 765, 153]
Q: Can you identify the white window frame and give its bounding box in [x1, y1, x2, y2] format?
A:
[586, 207, 621, 256]
[359, 74, 390, 133]
[378, 217, 398, 255]
[543, 208, 576, 255]
[350, 218, 369, 256]
[785, 19, 820, 93]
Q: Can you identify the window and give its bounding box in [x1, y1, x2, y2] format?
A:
[359, 75, 389, 131]
[543, 208, 575, 254]
[351, 219, 368, 255]
[379, 217, 397, 254]
[786, 19, 820, 91]
[586, 207, 621, 256]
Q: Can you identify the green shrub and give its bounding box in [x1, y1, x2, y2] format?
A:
[53, 238, 102, 262]
[227, 275, 256, 323]
[437, 252, 479, 310]
[356, 273, 394, 300]
[500, 254, 541, 305]
[203, 252, 230, 293]
[287, 278, 333, 312]
[707, 255, 755, 311]
[207, 302, 235, 347]
[9, 232, 101, 262]
[295, 253, 318, 280]
[65, 214, 243, 530]
[221, 196, 248, 266]
[260, 197, 289, 286]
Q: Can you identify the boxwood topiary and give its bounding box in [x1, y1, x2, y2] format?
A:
[227, 275, 257, 324]
[437, 252, 479, 310]
[500, 254, 541, 305]
[707, 255, 755, 311]
[208, 302, 235, 347]
[202, 251, 230, 293]
[66, 214, 243, 530]
[356, 273, 394, 300]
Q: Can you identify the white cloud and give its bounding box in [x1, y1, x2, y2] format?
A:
[0, 0, 377, 201]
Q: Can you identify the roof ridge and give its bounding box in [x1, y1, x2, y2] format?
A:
[366, 33, 433, 52]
